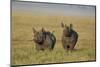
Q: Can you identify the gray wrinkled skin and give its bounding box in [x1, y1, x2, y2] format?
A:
[33, 28, 56, 51]
[61, 23, 78, 50]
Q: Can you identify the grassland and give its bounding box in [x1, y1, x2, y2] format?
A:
[11, 12, 96, 65]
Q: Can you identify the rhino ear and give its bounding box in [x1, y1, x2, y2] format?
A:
[33, 27, 37, 33]
[52, 30, 55, 34]
[70, 23, 73, 30]
[65, 24, 68, 27]
[61, 22, 64, 28]
[41, 27, 45, 32]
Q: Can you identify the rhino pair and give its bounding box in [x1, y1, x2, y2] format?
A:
[33, 23, 78, 51]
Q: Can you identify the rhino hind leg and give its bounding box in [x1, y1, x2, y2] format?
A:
[69, 42, 76, 50]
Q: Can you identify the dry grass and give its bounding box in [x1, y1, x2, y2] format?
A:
[11, 12, 96, 65]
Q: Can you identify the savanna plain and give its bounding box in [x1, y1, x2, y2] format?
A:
[12, 12, 96, 65]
